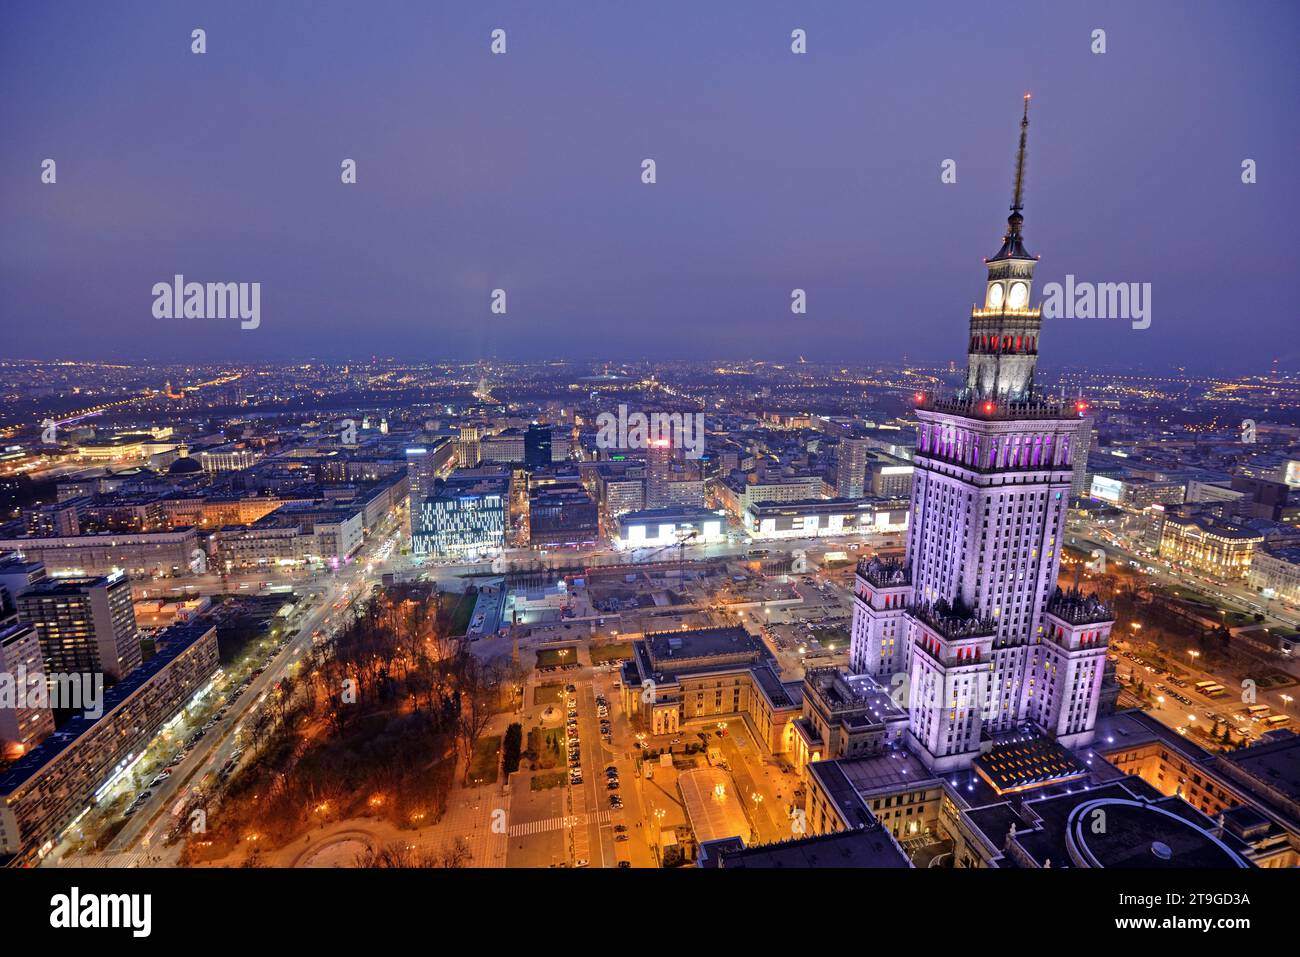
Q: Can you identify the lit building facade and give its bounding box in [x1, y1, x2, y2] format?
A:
[411, 474, 508, 557]
[644, 438, 674, 509]
[849, 99, 1113, 772]
[616, 507, 725, 549]
[745, 497, 908, 541]
[17, 573, 142, 681]
[0, 620, 220, 863]
[1158, 513, 1263, 580]
[836, 437, 869, 499]
[0, 528, 200, 579]
[1248, 546, 1300, 605]
[528, 484, 598, 549]
[0, 622, 55, 757]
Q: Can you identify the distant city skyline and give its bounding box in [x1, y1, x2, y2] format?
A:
[2, 1, 1297, 372]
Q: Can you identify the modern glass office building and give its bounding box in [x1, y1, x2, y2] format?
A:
[410, 474, 508, 558]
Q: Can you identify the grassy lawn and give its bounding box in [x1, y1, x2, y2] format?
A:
[809, 625, 849, 649]
[444, 592, 478, 637]
[589, 642, 633, 664]
[533, 683, 564, 706]
[468, 734, 501, 785]
[530, 771, 568, 791]
[535, 645, 579, 669]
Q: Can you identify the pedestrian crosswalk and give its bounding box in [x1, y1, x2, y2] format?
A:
[508, 810, 611, 838]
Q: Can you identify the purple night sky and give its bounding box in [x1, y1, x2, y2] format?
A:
[1, 1, 1296, 370]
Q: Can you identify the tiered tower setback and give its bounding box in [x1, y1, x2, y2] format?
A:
[849, 99, 1114, 772]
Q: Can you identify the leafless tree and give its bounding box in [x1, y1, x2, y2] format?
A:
[457, 656, 506, 779]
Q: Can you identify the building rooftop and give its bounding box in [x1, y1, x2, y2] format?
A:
[828, 747, 938, 800]
[17, 574, 122, 596]
[0, 555, 45, 572]
[677, 767, 751, 845]
[1218, 731, 1300, 807]
[645, 626, 762, 665]
[856, 556, 910, 588]
[1050, 790, 1251, 868]
[1258, 544, 1300, 564]
[619, 505, 719, 522]
[962, 775, 1254, 869]
[973, 735, 1090, 795]
[806, 760, 876, 829]
[1045, 586, 1114, 626]
[706, 825, 911, 868]
[749, 660, 797, 709]
[910, 600, 997, 641]
[1091, 709, 1218, 768]
[916, 393, 1080, 424]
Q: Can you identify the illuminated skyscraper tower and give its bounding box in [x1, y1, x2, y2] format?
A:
[645, 437, 674, 509]
[850, 99, 1112, 772]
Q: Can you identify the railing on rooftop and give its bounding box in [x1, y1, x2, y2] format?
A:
[856, 556, 910, 588]
[1045, 587, 1114, 625]
[914, 390, 1083, 423]
[909, 601, 997, 641]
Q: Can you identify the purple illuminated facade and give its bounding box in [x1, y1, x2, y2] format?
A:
[850, 102, 1114, 772]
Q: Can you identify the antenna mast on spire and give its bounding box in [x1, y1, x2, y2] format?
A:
[1011, 94, 1031, 215]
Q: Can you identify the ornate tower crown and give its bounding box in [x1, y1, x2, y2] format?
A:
[966, 95, 1043, 403]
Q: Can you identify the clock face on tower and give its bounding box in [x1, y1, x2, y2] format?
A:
[986, 283, 1005, 309]
[1008, 281, 1028, 309]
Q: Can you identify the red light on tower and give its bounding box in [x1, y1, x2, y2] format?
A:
[983, 401, 995, 414]
[1076, 400, 1088, 414]
[914, 392, 925, 404]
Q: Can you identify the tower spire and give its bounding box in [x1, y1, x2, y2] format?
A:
[1011, 94, 1030, 217]
[987, 96, 1035, 263]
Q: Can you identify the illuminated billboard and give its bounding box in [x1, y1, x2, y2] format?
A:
[1090, 475, 1123, 504]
